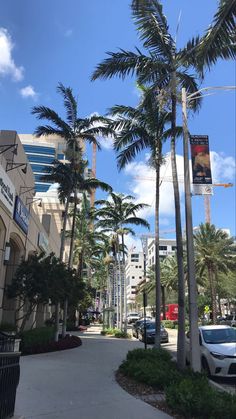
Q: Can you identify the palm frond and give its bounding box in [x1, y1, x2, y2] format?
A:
[196, 0, 236, 71]
[31, 106, 71, 136]
[57, 83, 78, 128]
[131, 0, 175, 60]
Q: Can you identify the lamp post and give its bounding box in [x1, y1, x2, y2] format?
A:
[182, 85, 236, 372]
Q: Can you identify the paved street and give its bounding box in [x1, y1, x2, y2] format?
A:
[15, 326, 171, 419]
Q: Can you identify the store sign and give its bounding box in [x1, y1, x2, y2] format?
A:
[0, 164, 15, 215]
[14, 196, 30, 234]
[38, 232, 49, 253]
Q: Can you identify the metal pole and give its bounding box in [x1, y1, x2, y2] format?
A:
[182, 88, 201, 372]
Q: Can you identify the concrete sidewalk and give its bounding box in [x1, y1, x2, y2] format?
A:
[15, 325, 172, 419]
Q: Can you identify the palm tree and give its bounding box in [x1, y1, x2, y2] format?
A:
[109, 86, 182, 347]
[32, 83, 112, 335]
[95, 192, 150, 331]
[92, 0, 235, 371]
[194, 223, 236, 324]
[32, 83, 112, 268]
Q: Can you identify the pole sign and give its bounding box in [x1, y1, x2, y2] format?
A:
[0, 164, 15, 215]
[14, 196, 30, 234]
[190, 135, 213, 195]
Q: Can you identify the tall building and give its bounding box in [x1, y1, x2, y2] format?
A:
[18, 134, 66, 193]
[147, 238, 177, 268]
[125, 251, 144, 307]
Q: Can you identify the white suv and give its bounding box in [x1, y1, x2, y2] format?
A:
[186, 325, 236, 378]
[126, 313, 140, 324]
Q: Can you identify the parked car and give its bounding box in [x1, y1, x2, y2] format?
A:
[132, 318, 153, 338]
[219, 314, 236, 327]
[185, 325, 236, 378]
[126, 313, 140, 324]
[138, 321, 169, 344]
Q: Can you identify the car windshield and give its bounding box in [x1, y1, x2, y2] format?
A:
[146, 322, 155, 330]
[202, 328, 236, 344]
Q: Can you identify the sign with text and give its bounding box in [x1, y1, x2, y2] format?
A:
[14, 196, 30, 234]
[0, 164, 15, 215]
[190, 135, 212, 185]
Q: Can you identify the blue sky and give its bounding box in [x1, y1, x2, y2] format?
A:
[0, 0, 235, 244]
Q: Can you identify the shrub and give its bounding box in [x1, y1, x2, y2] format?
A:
[126, 347, 172, 363]
[20, 327, 55, 353]
[165, 374, 236, 418]
[120, 348, 180, 390]
[114, 330, 131, 339]
[0, 322, 17, 332]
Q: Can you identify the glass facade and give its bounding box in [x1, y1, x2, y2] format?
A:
[23, 144, 56, 192]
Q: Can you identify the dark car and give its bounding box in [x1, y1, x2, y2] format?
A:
[138, 322, 169, 344]
[132, 318, 152, 338]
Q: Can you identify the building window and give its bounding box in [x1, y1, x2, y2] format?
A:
[139, 276, 142, 279]
[139, 265, 142, 268]
[159, 246, 167, 251]
[172, 246, 177, 251]
[132, 276, 135, 279]
[23, 145, 55, 156]
[26, 154, 54, 164]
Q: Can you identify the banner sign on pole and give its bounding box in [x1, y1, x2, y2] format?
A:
[190, 135, 212, 185]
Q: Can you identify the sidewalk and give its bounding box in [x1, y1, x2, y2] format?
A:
[15, 325, 172, 419]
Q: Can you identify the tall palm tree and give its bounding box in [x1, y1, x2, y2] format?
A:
[95, 192, 150, 330]
[92, 0, 235, 371]
[92, 0, 200, 369]
[194, 223, 236, 324]
[32, 83, 112, 335]
[109, 86, 183, 347]
[32, 83, 112, 268]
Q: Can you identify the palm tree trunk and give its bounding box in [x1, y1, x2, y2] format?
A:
[118, 251, 123, 330]
[55, 196, 70, 342]
[62, 190, 77, 337]
[208, 265, 217, 324]
[161, 286, 166, 320]
[170, 81, 186, 369]
[154, 142, 162, 348]
[121, 234, 127, 333]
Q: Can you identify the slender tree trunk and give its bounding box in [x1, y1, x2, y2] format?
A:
[54, 196, 70, 342]
[208, 265, 217, 324]
[161, 286, 166, 320]
[154, 142, 162, 348]
[121, 234, 127, 333]
[170, 81, 186, 369]
[118, 251, 123, 330]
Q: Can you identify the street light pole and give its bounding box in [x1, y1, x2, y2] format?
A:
[182, 88, 201, 372]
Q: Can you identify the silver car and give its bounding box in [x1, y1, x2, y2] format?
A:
[186, 325, 236, 377]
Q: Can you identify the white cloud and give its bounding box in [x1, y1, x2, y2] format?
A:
[0, 28, 24, 81]
[124, 153, 185, 219]
[20, 85, 38, 99]
[210, 151, 235, 182]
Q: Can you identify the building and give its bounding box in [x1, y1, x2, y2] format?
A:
[0, 130, 61, 328]
[147, 238, 177, 268]
[18, 134, 66, 193]
[125, 251, 144, 307]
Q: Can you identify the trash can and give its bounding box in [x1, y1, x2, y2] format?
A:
[0, 331, 20, 419]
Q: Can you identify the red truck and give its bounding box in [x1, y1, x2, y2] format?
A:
[161, 304, 178, 321]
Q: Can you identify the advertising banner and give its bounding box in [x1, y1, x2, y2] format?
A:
[190, 135, 212, 185]
[0, 164, 15, 215]
[14, 196, 30, 234]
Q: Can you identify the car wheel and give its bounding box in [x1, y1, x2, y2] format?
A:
[201, 357, 210, 376]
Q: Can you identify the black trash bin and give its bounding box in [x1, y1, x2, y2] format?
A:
[0, 331, 20, 419]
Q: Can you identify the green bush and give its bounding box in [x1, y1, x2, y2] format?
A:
[165, 374, 236, 418]
[20, 327, 55, 352]
[0, 322, 17, 332]
[114, 330, 131, 339]
[120, 348, 180, 390]
[126, 347, 172, 363]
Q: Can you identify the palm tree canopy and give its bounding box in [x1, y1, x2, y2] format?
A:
[194, 223, 236, 277]
[95, 192, 150, 232]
